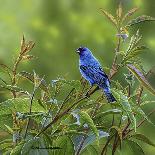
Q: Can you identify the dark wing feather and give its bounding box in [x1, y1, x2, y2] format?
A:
[80, 65, 110, 85]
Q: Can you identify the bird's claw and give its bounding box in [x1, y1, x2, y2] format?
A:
[85, 92, 90, 98]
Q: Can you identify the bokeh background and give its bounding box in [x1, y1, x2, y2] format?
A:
[0, 0, 155, 154]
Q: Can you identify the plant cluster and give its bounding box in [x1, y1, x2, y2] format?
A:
[0, 3, 155, 155]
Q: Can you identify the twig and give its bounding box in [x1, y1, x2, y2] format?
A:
[35, 96, 87, 137]
[24, 88, 36, 139]
[75, 135, 87, 155]
[123, 108, 155, 139]
[101, 134, 115, 155]
[12, 55, 23, 98]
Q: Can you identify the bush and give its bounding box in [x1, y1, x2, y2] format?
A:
[0, 3, 155, 155]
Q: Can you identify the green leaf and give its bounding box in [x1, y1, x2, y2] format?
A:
[110, 126, 122, 143]
[22, 55, 36, 61]
[0, 98, 46, 116]
[100, 9, 118, 28]
[94, 109, 122, 119]
[129, 133, 155, 147]
[10, 141, 25, 155]
[79, 111, 99, 140]
[0, 84, 30, 96]
[4, 125, 13, 134]
[127, 140, 145, 155]
[131, 101, 154, 126]
[116, 3, 123, 19]
[81, 145, 98, 155]
[122, 45, 147, 64]
[126, 15, 155, 27]
[62, 79, 81, 90]
[127, 64, 155, 96]
[55, 135, 74, 155]
[122, 7, 139, 22]
[141, 100, 155, 106]
[112, 89, 136, 132]
[19, 71, 49, 93]
[21, 138, 40, 155]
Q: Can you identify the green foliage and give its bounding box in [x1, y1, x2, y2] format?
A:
[0, 3, 155, 155]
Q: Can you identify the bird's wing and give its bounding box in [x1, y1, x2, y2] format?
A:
[80, 65, 110, 84]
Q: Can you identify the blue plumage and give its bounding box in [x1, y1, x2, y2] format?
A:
[76, 47, 116, 103]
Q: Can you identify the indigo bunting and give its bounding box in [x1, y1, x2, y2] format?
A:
[76, 47, 116, 103]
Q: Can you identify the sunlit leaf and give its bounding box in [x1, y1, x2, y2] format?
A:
[127, 64, 155, 95]
[94, 109, 122, 119]
[100, 9, 118, 28]
[0, 98, 46, 116]
[4, 124, 13, 134]
[112, 89, 136, 131]
[122, 7, 139, 22]
[79, 111, 99, 140]
[116, 3, 123, 19]
[19, 71, 49, 93]
[0, 84, 30, 96]
[62, 80, 81, 90]
[10, 141, 25, 155]
[22, 55, 36, 61]
[122, 45, 147, 64]
[126, 15, 155, 27]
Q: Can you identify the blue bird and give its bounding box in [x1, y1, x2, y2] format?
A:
[76, 47, 116, 103]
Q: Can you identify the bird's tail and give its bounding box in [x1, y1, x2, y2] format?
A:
[104, 91, 116, 103]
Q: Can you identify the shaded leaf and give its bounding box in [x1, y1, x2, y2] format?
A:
[127, 64, 155, 95]
[21, 138, 40, 155]
[126, 15, 155, 27]
[110, 126, 122, 143]
[81, 145, 98, 155]
[73, 130, 109, 154]
[55, 136, 74, 155]
[127, 140, 145, 155]
[131, 101, 154, 126]
[129, 133, 155, 147]
[141, 100, 155, 106]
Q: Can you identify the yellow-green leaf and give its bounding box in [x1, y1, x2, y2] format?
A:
[122, 7, 139, 22]
[79, 111, 99, 141]
[126, 15, 155, 27]
[100, 9, 118, 28]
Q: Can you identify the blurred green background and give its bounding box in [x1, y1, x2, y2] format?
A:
[0, 0, 155, 154]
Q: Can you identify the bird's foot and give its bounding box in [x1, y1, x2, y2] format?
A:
[85, 92, 90, 98]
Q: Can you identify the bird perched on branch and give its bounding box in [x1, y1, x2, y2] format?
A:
[76, 47, 116, 103]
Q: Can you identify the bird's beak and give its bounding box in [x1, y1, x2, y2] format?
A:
[76, 49, 80, 53]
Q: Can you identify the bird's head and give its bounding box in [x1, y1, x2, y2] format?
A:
[76, 47, 92, 57]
